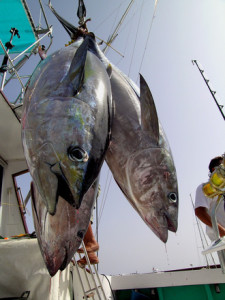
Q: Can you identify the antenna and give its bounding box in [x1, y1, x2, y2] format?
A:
[192, 60, 225, 121]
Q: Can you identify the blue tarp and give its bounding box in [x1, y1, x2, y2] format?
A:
[0, 0, 37, 54]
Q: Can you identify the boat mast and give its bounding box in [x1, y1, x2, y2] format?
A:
[102, 0, 135, 54]
[192, 60, 225, 121]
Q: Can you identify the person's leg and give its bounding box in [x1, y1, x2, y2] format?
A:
[78, 222, 99, 253]
[77, 251, 99, 268]
[77, 222, 99, 267]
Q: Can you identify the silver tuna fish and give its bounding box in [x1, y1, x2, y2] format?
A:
[22, 35, 112, 215]
[82, 39, 178, 243]
[106, 71, 178, 243]
[22, 35, 112, 275]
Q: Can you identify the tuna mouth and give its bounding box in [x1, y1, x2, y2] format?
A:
[46, 247, 68, 277]
[165, 212, 177, 233]
[145, 216, 168, 243]
[44, 247, 67, 277]
[144, 210, 177, 243]
[31, 183, 85, 276]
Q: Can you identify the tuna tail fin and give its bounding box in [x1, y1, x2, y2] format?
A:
[49, 2, 79, 39]
[140, 74, 159, 145]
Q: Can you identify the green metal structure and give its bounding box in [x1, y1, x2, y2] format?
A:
[115, 284, 225, 300]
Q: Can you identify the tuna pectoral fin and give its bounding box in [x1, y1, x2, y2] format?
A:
[66, 34, 97, 94]
[140, 74, 159, 145]
[34, 162, 58, 215]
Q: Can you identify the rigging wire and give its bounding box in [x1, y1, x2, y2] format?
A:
[128, 0, 144, 77]
[115, 14, 134, 65]
[106, 3, 122, 44]
[103, 0, 135, 54]
[138, 0, 159, 81]
[92, 1, 126, 35]
[114, 10, 137, 67]
[98, 169, 111, 218]
[99, 176, 112, 225]
[98, 170, 113, 227]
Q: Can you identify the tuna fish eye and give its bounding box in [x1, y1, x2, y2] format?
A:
[167, 192, 177, 203]
[68, 146, 88, 162]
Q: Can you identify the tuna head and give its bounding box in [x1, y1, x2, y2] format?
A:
[125, 146, 178, 243]
[125, 75, 178, 243]
[23, 97, 96, 215]
[22, 35, 112, 215]
[31, 177, 99, 276]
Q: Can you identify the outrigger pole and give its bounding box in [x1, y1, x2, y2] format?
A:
[192, 60, 225, 121]
[102, 0, 135, 54]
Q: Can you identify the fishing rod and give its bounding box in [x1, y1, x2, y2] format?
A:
[192, 60, 225, 121]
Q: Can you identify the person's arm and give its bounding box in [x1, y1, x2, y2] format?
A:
[195, 206, 225, 237]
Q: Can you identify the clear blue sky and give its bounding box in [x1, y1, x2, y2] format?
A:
[5, 0, 225, 275]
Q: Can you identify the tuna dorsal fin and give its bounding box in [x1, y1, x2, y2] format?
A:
[140, 74, 159, 145]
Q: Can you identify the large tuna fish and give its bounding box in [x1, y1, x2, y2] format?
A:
[49, 8, 179, 243]
[22, 35, 112, 214]
[106, 71, 178, 243]
[22, 35, 112, 275]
